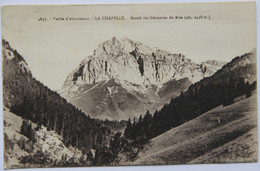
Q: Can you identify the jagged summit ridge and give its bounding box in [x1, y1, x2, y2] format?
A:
[59, 37, 225, 120]
[62, 37, 224, 91]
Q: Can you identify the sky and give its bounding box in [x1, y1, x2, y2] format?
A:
[1, 2, 256, 90]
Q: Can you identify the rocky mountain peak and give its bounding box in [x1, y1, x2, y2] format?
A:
[62, 37, 223, 92]
[93, 37, 153, 60]
[59, 37, 227, 120]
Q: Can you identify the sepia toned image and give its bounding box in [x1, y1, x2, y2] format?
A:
[1, 1, 257, 169]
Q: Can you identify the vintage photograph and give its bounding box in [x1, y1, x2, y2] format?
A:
[1, 2, 257, 169]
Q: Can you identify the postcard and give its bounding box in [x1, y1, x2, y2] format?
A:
[1, 2, 257, 169]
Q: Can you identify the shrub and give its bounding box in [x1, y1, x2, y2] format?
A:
[17, 136, 34, 153]
[20, 120, 36, 143]
[4, 133, 14, 152]
[20, 150, 52, 165]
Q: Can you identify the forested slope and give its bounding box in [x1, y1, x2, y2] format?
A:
[124, 49, 256, 149]
[2, 39, 110, 153]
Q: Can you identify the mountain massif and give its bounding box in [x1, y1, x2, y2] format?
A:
[60, 37, 225, 120]
[2, 38, 257, 168]
[92, 48, 256, 165]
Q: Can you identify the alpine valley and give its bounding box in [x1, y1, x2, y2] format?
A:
[59, 37, 225, 120]
[2, 37, 257, 168]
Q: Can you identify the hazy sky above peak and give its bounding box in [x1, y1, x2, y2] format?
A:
[2, 2, 256, 90]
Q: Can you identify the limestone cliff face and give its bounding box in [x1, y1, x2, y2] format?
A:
[60, 37, 225, 120]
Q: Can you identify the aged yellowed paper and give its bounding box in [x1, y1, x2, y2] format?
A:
[2, 2, 257, 169]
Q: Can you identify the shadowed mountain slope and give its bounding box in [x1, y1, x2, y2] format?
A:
[60, 37, 225, 120]
[132, 92, 257, 165]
